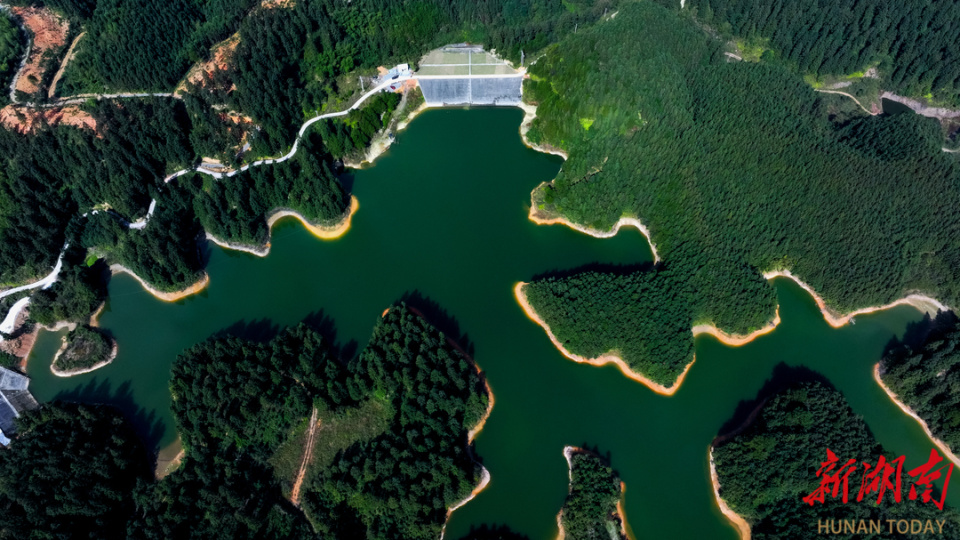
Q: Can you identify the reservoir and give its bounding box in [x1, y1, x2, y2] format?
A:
[26, 108, 959, 538]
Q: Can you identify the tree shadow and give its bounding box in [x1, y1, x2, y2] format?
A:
[882, 310, 958, 357]
[302, 308, 359, 361]
[529, 260, 656, 283]
[337, 167, 356, 194]
[571, 443, 616, 470]
[456, 524, 532, 540]
[197, 232, 214, 267]
[214, 317, 281, 344]
[53, 378, 167, 455]
[714, 362, 835, 447]
[399, 290, 476, 359]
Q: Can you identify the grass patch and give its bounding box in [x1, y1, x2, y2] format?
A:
[269, 415, 311, 495]
[734, 37, 769, 62]
[308, 398, 392, 474]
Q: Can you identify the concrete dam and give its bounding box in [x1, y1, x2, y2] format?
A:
[415, 46, 523, 106]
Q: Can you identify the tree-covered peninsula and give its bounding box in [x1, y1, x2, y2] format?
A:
[880, 313, 960, 454]
[712, 377, 959, 539]
[0, 304, 490, 538]
[522, 0, 960, 386]
[558, 448, 627, 540]
[0, 89, 400, 298]
[130, 303, 489, 539]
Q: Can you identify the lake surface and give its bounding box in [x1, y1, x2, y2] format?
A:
[27, 108, 958, 538]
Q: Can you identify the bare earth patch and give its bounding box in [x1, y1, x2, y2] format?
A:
[0, 309, 38, 367]
[177, 33, 239, 96]
[11, 6, 68, 97]
[261, 0, 294, 9]
[0, 104, 96, 134]
[48, 31, 84, 98]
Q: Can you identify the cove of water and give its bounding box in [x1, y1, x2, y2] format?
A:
[27, 108, 957, 538]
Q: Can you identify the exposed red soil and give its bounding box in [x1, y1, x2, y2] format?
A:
[11, 7, 69, 97]
[261, 0, 294, 9]
[0, 103, 96, 134]
[178, 34, 239, 96]
[0, 310, 39, 367]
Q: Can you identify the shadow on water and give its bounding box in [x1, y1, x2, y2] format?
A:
[883, 310, 958, 357]
[215, 312, 363, 362]
[456, 523, 532, 540]
[53, 378, 167, 453]
[400, 290, 476, 359]
[336, 166, 357, 194]
[302, 309, 360, 361]
[215, 317, 282, 344]
[714, 363, 836, 446]
[198, 233, 214, 267]
[529, 260, 656, 282]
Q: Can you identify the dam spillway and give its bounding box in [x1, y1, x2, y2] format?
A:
[418, 76, 522, 106]
[415, 45, 523, 106]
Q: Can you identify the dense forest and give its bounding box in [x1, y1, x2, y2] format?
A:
[713, 378, 959, 539]
[522, 270, 692, 386]
[55, 0, 612, 94]
[0, 98, 193, 286]
[300, 305, 489, 539]
[559, 449, 626, 540]
[129, 323, 332, 539]
[524, 1, 960, 384]
[0, 403, 150, 539]
[188, 132, 350, 246]
[59, 0, 258, 93]
[0, 87, 397, 295]
[881, 312, 960, 453]
[125, 303, 490, 538]
[0, 305, 491, 538]
[0, 12, 22, 106]
[686, 0, 960, 105]
[27, 246, 106, 325]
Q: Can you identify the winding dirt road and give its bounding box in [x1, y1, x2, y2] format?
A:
[290, 406, 319, 505]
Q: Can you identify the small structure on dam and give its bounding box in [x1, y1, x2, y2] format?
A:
[415, 45, 522, 106]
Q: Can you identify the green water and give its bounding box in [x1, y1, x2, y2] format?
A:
[26, 108, 958, 538]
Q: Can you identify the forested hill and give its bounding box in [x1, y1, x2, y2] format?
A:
[523, 0, 960, 386]
[1, 0, 618, 299]
[0, 99, 194, 286]
[49, 0, 612, 109]
[0, 12, 23, 107]
[0, 89, 407, 300]
[713, 379, 960, 539]
[558, 448, 627, 540]
[0, 304, 491, 537]
[127, 303, 490, 539]
[880, 312, 960, 453]
[301, 304, 490, 539]
[686, 0, 960, 106]
[0, 403, 150, 538]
